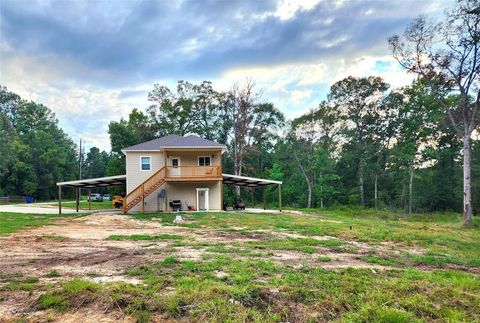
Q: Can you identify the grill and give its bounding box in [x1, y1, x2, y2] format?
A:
[169, 200, 182, 212]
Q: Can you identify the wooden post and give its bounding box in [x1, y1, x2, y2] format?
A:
[58, 186, 62, 215]
[88, 188, 91, 211]
[251, 189, 254, 209]
[76, 188, 79, 212]
[278, 184, 282, 212]
[141, 184, 145, 213]
[263, 188, 266, 210]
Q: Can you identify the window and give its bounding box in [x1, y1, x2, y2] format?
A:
[198, 156, 211, 166]
[172, 158, 179, 168]
[140, 156, 151, 171]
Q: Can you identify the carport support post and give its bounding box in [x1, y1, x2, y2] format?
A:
[278, 184, 282, 212]
[251, 189, 254, 208]
[263, 188, 266, 210]
[76, 188, 79, 212]
[88, 188, 91, 211]
[58, 185, 62, 215]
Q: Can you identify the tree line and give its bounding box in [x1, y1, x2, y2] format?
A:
[0, 1, 478, 223]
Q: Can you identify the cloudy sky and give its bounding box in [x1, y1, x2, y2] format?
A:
[1, 0, 452, 151]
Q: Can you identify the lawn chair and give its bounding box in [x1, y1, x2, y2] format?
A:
[185, 200, 196, 211]
[233, 200, 245, 210]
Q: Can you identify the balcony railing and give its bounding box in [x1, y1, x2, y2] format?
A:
[165, 166, 221, 179]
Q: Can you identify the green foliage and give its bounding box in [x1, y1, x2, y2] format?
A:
[0, 87, 77, 200]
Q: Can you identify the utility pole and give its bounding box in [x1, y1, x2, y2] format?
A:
[76, 139, 82, 212]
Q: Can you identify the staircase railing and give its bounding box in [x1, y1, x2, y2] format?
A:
[123, 166, 166, 213]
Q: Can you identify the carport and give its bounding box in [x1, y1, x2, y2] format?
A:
[56, 175, 126, 214]
[222, 174, 283, 211]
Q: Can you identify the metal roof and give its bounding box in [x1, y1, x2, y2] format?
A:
[57, 175, 126, 188]
[122, 135, 226, 152]
[56, 174, 281, 189]
[222, 174, 282, 187]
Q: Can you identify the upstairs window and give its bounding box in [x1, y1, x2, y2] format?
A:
[141, 156, 151, 171]
[198, 156, 211, 166]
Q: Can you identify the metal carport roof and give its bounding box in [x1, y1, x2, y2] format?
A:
[56, 175, 126, 188]
[222, 173, 282, 187]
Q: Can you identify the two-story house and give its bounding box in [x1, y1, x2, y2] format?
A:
[56, 134, 282, 214]
[122, 134, 225, 212]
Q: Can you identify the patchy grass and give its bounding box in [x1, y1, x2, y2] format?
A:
[3, 208, 480, 322]
[0, 212, 81, 235]
[47, 200, 114, 210]
[0, 274, 39, 292]
[132, 209, 480, 268]
[34, 256, 480, 322]
[45, 270, 61, 278]
[317, 255, 332, 262]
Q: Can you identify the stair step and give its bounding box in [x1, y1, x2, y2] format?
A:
[123, 177, 166, 212]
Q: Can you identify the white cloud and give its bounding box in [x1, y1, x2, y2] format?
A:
[273, 0, 322, 20]
[1, 46, 150, 151]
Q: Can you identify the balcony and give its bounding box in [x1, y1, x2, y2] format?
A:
[165, 166, 222, 181]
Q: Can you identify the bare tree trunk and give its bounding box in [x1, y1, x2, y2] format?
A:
[463, 133, 473, 224]
[374, 173, 378, 209]
[294, 152, 312, 208]
[408, 168, 413, 214]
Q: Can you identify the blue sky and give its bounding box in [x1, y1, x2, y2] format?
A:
[0, 0, 452, 151]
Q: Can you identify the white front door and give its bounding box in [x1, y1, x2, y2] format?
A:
[170, 157, 181, 176]
[196, 188, 209, 211]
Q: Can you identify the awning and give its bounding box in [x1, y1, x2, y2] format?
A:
[57, 175, 126, 188]
[222, 173, 282, 187]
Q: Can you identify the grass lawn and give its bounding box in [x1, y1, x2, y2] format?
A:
[0, 212, 83, 235]
[2, 208, 479, 322]
[47, 199, 115, 210]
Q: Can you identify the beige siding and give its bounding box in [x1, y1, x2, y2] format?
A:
[165, 181, 222, 211]
[126, 151, 165, 193]
[129, 181, 222, 212]
[125, 148, 223, 213]
[164, 149, 222, 166]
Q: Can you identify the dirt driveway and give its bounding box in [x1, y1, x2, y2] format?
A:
[0, 203, 88, 214]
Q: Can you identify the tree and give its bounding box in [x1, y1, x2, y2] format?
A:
[0, 86, 77, 199]
[329, 76, 389, 206]
[108, 108, 155, 175]
[147, 81, 222, 139]
[290, 102, 338, 208]
[363, 91, 401, 209]
[83, 147, 109, 179]
[221, 79, 284, 196]
[389, 1, 480, 224]
[389, 80, 445, 213]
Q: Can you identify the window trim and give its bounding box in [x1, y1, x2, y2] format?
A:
[140, 156, 151, 171]
[170, 156, 180, 168]
[198, 156, 211, 166]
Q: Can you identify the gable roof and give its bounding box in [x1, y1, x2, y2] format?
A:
[121, 134, 226, 152]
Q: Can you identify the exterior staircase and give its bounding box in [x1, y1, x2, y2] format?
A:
[123, 166, 166, 213]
